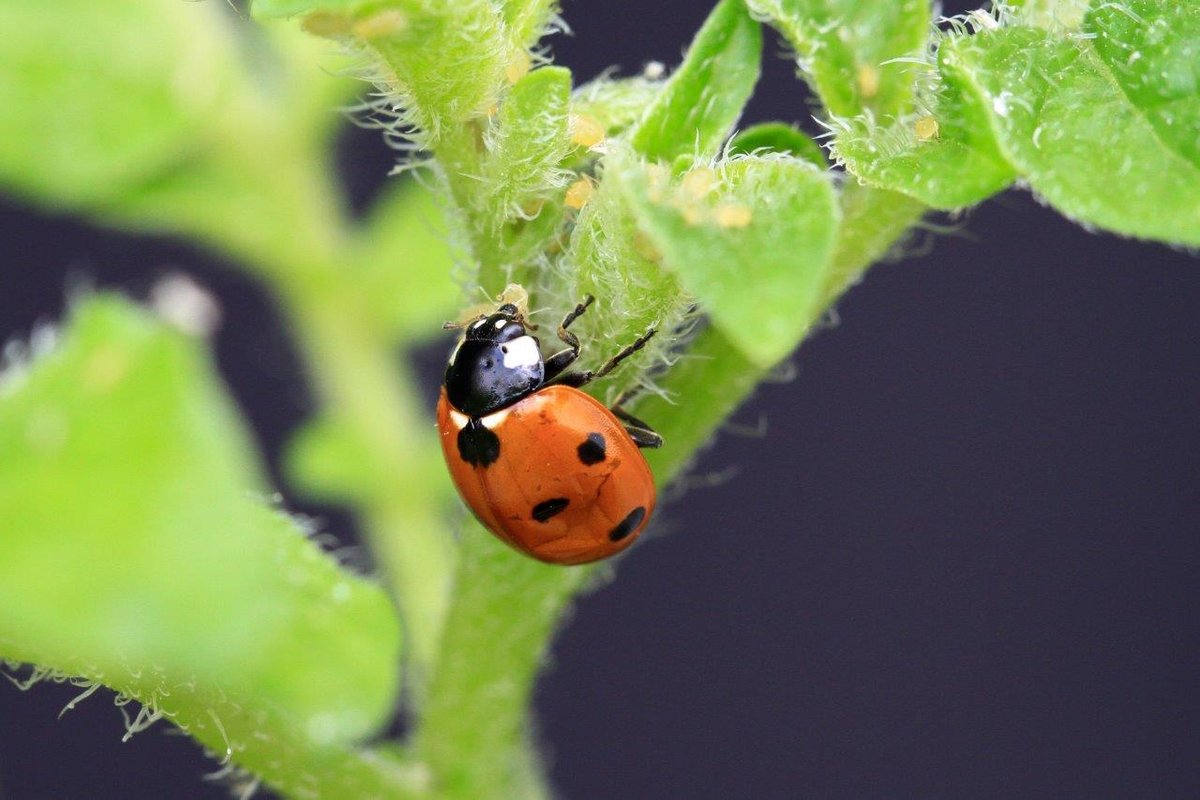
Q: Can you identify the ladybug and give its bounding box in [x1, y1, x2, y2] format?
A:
[436, 294, 661, 565]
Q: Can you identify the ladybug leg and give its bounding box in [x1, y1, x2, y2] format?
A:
[612, 404, 663, 449]
[543, 295, 595, 381]
[556, 327, 657, 388]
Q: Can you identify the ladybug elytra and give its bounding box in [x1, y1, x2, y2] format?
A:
[436, 294, 660, 565]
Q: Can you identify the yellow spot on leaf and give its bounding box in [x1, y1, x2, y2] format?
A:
[915, 115, 940, 141]
[564, 178, 595, 210]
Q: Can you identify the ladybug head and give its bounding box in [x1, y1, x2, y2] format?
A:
[444, 304, 545, 417]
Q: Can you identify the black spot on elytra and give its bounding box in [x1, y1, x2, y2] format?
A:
[532, 497, 569, 522]
[457, 419, 500, 467]
[577, 432, 607, 465]
[608, 506, 646, 542]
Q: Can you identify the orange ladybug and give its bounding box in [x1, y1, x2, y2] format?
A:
[436, 295, 660, 565]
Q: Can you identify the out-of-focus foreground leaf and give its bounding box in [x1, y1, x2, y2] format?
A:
[0, 297, 408, 796]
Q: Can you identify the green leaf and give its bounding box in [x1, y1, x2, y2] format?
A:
[480, 67, 572, 253]
[0, 298, 402, 754]
[572, 75, 664, 138]
[729, 121, 827, 167]
[1007, 0, 1090, 30]
[0, 1, 242, 207]
[629, 0, 762, 162]
[831, 43, 1017, 209]
[565, 154, 688, 386]
[315, 1, 510, 144]
[609, 150, 840, 368]
[746, 0, 931, 116]
[500, 0, 560, 50]
[1085, 0, 1200, 170]
[943, 26, 1200, 245]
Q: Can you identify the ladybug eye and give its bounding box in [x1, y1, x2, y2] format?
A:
[501, 346, 508, 354]
[484, 359, 494, 368]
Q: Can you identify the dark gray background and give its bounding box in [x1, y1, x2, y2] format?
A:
[1, 1, 1198, 797]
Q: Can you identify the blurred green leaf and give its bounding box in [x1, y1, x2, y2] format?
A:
[252, 0, 362, 16]
[729, 122, 827, 167]
[942, 26, 1200, 245]
[1085, 0, 1200, 170]
[355, 180, 460, 339]
[746, 0, 930, 116]
[0, 297, 402, 750]
[0, 1, 241, 207]
[609, 150, 839, 368]
[629, 0, 761, 162]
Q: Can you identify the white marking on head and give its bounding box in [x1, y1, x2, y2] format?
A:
[481, 408, 511, 429]
[449, 410, 470, 430]
[494, 318, 507, 329]
[448, 339, 463, 366]
[501, 335, 541, 369]
[471, 319, 486, 330]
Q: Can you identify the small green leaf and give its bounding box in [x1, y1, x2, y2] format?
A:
[500, 0, 560, 50]
[1085, 0, 1200, 170]
[729, 122, 827, 167]
[572, 75, 664, 137]
[831, 43, 1017, 209]
[483, 68, 572, 234]
[1007, 0, 1090, 30]
[354, 1, 510, 143]
[746, 0, 931, 117]
[610, 151, 840, 368]
[566, 154, 688, 382]
[629, 0, 762, 162]
[0, 297, 401, 745]
[943, 26, 1200, 245]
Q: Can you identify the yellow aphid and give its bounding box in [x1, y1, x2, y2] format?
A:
[352, 10, 409, 40]
[857, 64, 880, 99]
[506, 50, 532, 85]
[632, 231, 663, 263]
[521, 198, 546, 217]
[564, 177, 595, 210]
[915, 115, 940, 141]
[715, 204, 752, 229]
[569, 114, 606, 148]
[681, 167, 717, 199]
[645, 164, 670, 202]
[302, 11, 351, 38]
